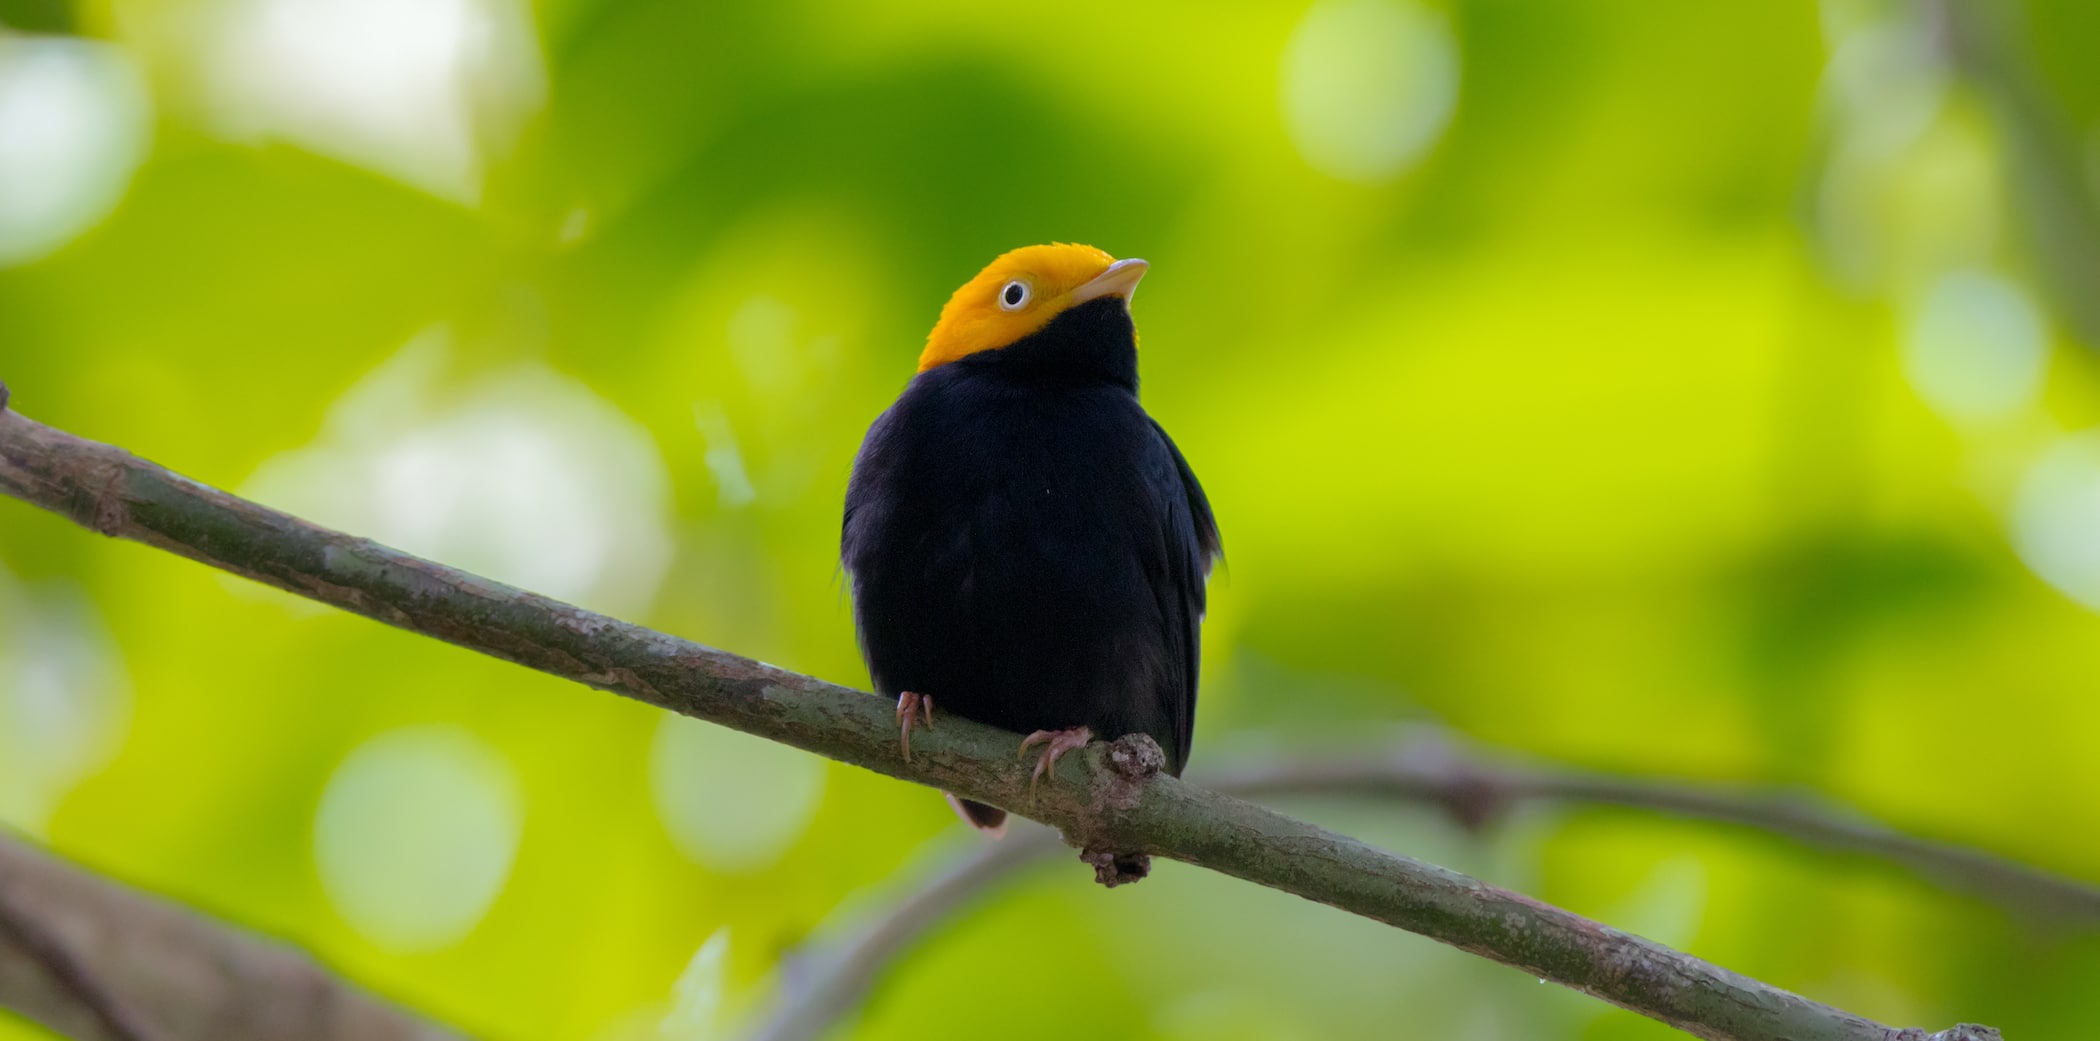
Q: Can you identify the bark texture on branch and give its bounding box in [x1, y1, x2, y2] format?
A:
[0, 831, 467, 1041]
[0, 395, 2003, 1041]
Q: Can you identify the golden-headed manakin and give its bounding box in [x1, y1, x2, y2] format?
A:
[842, 244, 1221, 833]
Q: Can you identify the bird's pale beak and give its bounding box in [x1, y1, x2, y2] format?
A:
[1071, 258, 1149, 304]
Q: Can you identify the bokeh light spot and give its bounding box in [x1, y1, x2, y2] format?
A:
[0, 36, 150, 266]
[200, 0, 544, 201]
[243, 331, 675, 617]
[0, 569, 132, 834]
[1901, 269, 2048, 423]
[314, 725, 522, 952]
[1279, 0, 1458, 183]
[1820, 18, 1945, 152]
[2013, 434, 2100, 613]
[650, 715, 826, 873]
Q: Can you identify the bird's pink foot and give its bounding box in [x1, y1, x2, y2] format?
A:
[1017, 725, 1093, 796]
[896, 691, 934, 761]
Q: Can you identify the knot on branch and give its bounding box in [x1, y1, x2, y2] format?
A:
[1107, 732, 1166, 783]
[1080, 847, 1151, 887]
[1070, 733, 1164, 888]
[1395, 731, 1513, 833]
[1086, 732, 1162, 817]
[1435, 766, 1511, 834]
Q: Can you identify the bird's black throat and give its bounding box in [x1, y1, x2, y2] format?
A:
[955, 296, 1140, 392]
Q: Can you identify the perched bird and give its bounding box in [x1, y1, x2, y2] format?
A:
[842, 244, 1221, 833]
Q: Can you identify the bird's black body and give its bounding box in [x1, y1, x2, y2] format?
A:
[843, 297, 1220, 783]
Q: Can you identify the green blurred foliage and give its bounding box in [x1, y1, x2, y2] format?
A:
[3, 0, 2099, 1039]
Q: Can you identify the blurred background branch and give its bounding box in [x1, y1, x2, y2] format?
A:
[1929, 0, 2100, 350]
[0, 854, 164, 1041]
[0, 401, 2006, 1041]
[0, 829, 467, 1041]
[1204, 735, 2100, 922]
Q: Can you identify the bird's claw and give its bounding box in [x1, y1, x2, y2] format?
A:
[1018, 726, 1093, 799]
[896, 691, 934, 761]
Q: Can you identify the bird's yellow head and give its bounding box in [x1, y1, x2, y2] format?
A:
[918, 243, 1148, 372]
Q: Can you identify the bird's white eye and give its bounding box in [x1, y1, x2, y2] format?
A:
[998, 279, 1031, 311]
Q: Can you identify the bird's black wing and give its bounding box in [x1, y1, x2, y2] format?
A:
[841, 401, 919, 693]
[1143, 418, 1221, 773]
[841, 404, 896, 569]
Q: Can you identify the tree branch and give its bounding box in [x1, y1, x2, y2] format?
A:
[750, 735, 2095, 1041]
[0, 392, 2001, 1041]
[0, 830, 469, 1041]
